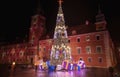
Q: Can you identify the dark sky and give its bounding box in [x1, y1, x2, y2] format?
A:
[0, 0, 120, 43]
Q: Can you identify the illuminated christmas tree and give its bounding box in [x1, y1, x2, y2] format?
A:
[50, 0, 71, 66]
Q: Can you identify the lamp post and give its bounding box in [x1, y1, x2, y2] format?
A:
[12, 62, 15, 71]
[10, 61, 16, 76]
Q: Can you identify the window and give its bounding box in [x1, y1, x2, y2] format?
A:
[38, 57, 41, 60]
[86, 46, 91, 54]
[20, 52, 22, 56]
[17, 59, 19, 62]
[96, 35, 100, 40]
[98, 57, 102, 63]
[20, 59, 22, 62]
[2, 52, 6, 58]
[79, 58, 83, 60]
[32, 36, 35, 41]
[86, 35, 90, 41]
[88, 57, 92, 62]
[31, 51, 33, 55]
[44, 47, 46, 51]
[77, 38, 80, 42]
[19, 51, 24, 57]
[68, 39, 70, 43]
[96, 46, 102, 53]
[24, 53, 26, 55]
[77, 47, 81, 54]
[39, 48, 41, 51]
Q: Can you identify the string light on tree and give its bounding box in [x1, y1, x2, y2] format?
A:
[50, 0, 72, 66]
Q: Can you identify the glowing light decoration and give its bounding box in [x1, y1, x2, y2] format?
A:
[50, 0, 71, 67]
[77, 59, 86, 69]
[70, 63, 73, 70]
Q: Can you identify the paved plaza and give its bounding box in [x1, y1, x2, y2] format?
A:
[8, 68, 112, 77]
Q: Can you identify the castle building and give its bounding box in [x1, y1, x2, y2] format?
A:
[0, 1, 117, 68]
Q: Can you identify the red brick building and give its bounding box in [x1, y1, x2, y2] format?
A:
[0, 4, 117, 68]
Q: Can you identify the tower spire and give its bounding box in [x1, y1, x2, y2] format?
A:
[95, 4, 107, 31]
[95, 4, 105, 22]
[35, 0, 43, 15]
[98, 4, 101, 14]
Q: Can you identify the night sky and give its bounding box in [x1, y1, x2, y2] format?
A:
[0, 0, 120, 43]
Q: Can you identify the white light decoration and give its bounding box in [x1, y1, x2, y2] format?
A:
[50, 0, 71, 66]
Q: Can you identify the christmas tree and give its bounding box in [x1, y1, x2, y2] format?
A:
[50, 0, 71, 66]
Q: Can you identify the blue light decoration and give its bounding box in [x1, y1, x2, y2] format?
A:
[77, 65, 81, 71]
[46, 60, 50, 67]
[46, 60, 56, 71]
[48, 65, 55, 71]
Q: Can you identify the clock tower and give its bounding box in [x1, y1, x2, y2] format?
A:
[29, 1, 46, 46]
[28, 1, 46, 65]
[29, 15, 45, 46]
[95, 5, 107, 31]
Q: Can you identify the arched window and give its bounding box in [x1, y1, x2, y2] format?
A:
[77, 37, 80, 42]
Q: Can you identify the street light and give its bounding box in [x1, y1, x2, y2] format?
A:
[12, 62, 15, 66]
[11, 61, 16, 74]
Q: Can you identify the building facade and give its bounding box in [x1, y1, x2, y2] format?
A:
[0, 2, 117, 68]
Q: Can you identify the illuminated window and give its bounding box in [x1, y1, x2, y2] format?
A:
[88, 57, 92, 62]
[86, 35, 90, 41]
[96, 46, 102, 53]
[86, 46, 91, 54]
[98, 57, 102, 63]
